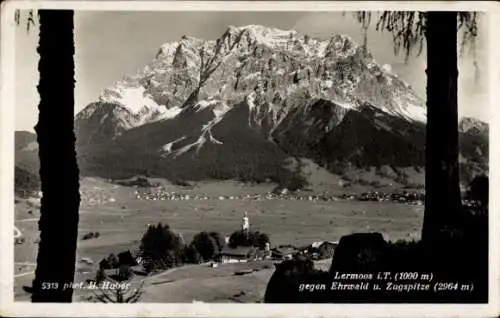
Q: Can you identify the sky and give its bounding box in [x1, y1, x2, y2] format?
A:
[15, 11, 490, 132]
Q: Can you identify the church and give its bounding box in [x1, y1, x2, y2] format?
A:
[217, 212, 272, 263]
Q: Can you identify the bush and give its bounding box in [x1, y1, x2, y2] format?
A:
[142, 258, 165, 274]
[95, 268, 107, 284]
[114, 264, 133, 282]
[82, 231, 100, 240]
[190, 231, 218, 261]
[99, 253, 120, 270]
[117, 250, 137, 267]
[256, 232, 270, 250]
[228, 230, 270, 249]
[209, 231, 225, 252]
[229, 230, 250, 248]
[139, 223, 186, 270]
[329, 232, 388, 273]
[466, 174, 488, 208]
[264, 257, 321, 303]
[317, 243, 335, 260]
[184, 244, 202, 264]
[285, 174, 309, 192]
[82, 232, 92, 240]
[108, 253, 119, 268]
[99, 259, 111, 270]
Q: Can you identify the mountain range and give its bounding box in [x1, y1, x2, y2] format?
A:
[15, 25, 489, 192]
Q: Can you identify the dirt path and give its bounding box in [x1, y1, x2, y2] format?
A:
[14, 271, 35, 278]
[16, 218, 38, 223]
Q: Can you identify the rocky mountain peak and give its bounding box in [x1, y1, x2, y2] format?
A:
[78, 24, 429, 147]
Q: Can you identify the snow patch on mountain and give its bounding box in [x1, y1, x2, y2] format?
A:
[100, 85, 159, 114]
[194, 99, 231, 120]
[245, 92, 257, 111]
[399, 103, 427, 123]
[98, 83, 183, 126]
[160, 99, 230, 158]
[100, 113, 109, 125]
[229, 24, 298, 49]
[160, 136, 187, 156]
[159, 106, 184, 120]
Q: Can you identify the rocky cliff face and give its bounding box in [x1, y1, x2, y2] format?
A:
[76, 25, 426, 142]
[74, 25, 487, 187]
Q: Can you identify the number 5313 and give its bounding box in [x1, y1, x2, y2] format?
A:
[42, 282, 59, 290]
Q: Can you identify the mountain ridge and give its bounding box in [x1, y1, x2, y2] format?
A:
[76, 25, 427, 141]
[19, 25, 490, 191]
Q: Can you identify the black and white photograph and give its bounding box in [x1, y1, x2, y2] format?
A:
[1, 0, 499, 316]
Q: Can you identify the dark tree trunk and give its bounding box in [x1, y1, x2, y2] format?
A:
[422, 12, 462, 244]
[32, 10, 80, 302]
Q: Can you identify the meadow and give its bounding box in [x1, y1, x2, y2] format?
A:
[14, 177, 424, 302]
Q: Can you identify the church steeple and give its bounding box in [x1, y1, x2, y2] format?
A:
[242, 211, 249, 232]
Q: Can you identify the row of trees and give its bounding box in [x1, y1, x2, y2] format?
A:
[137, 223, 270, 273]
[89, 224, 266, 302]
[92, 224, 272, 279]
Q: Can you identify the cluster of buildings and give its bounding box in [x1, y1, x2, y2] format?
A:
[217, 213, 338, 264]
[80, 191, 115, 206]
[337, 190, 425, 205]
[134, 188, 338, 202]
[217, 241, 339, 264]
[135, 190, 210, 201]
[134, 187, 426, 206]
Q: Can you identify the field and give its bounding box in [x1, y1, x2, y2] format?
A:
[14, 177, 424, 302]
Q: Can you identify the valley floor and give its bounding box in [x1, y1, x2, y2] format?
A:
[14, 177, 424, 302]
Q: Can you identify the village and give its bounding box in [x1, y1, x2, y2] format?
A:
[14, 173, 486, 302]
[14, 172, 487, 303]
[77, 210, 339, 302]
[133, 186, 426, 205]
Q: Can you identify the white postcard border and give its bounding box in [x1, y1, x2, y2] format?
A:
[1, 1, 499, 317]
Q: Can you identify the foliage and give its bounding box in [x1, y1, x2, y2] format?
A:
[349, 11, 479, 62]
[317, 243, 336, 260]
[91, 284, 144, 303]
[110, 264, 133, 282]
[117, 250, 138, 267]
[82, 231, 100, 240]
[183, 243, 202, 264]
[283, 171, 309, 192]
[208, 231, 225, 253]
[190, 231, 219, 261]
[95, 268, 107, 284]
[142, 258, 167, 274]
[256, 232, 271, 250]
[228, 230, 270, 249]
[91, 266, 145, 303]
[139, 223, 186, 271]
[14, 167, 40, 197]
[99, 253, 120, 270]
[466, 174, 488, 208]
